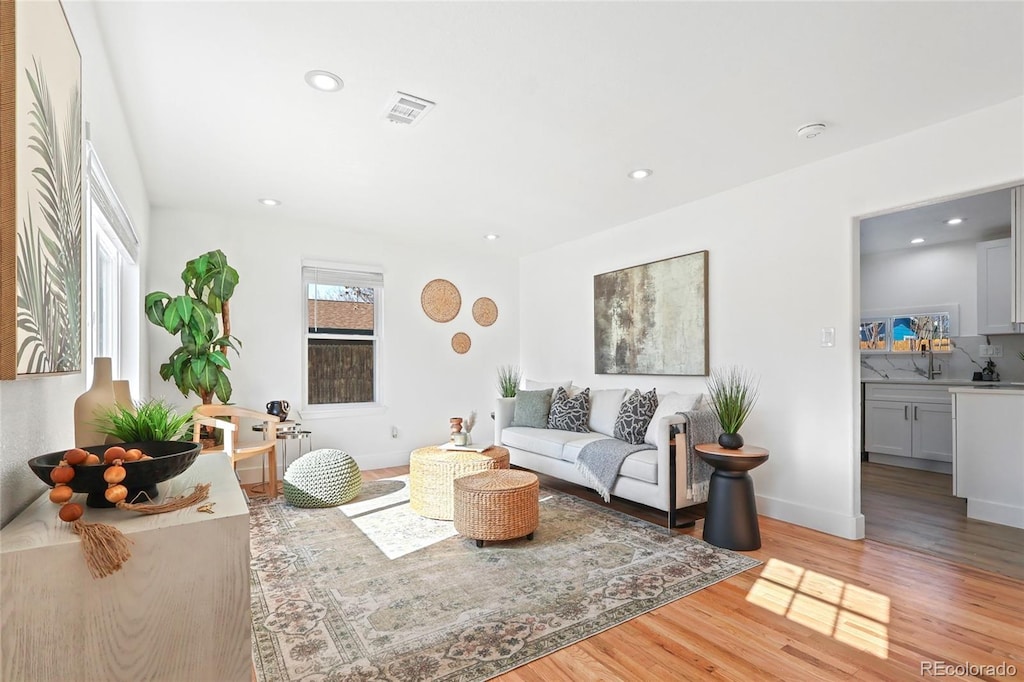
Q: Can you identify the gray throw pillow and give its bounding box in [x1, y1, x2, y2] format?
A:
[511, 389, 553, 428]
[614, 388, 659, 445]
[548, 387, 591, 432]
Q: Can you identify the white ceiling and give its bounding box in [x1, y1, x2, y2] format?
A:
[860, 187, 1013, 255]
[91, 1, 1024, 256]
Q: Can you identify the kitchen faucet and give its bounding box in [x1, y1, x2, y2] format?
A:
[921, 340, 941, 380]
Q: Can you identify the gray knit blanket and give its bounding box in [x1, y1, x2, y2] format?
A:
[682, 409, 722, 503]
[576, 438, 655, 503]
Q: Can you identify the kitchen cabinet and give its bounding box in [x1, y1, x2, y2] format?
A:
[863, 383, 953, 472]
[1013, 186, 1024, 329]
[950, 386, 1024, 529]
[977, 237, 1013, 334]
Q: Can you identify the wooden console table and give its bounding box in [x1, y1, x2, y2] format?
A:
[1, 453, 252, 681]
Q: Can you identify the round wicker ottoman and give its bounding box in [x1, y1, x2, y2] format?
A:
[409, 445, 510, 520]
[283, 449, 362, 508]
[454, 469, 539, 547]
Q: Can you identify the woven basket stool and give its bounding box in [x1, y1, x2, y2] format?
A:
[283, 449, 361, 508]
[454, 469, 539, 547]
[409, 446, 510, 520]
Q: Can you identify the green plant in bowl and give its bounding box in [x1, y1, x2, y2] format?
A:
[496, 365, 522, 398]
[706, 366, 760, 449]
[94, 399, 194, 443]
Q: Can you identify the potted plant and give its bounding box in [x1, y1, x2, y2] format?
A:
[706, 366, 760, 449]
[93, 399, 195, 443]
[144, 250, 240, 404]
[497, 365, 522, 398]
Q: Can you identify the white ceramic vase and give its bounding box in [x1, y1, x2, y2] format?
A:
[74, 357, 116, 447]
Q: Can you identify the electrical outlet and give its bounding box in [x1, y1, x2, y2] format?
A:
[990, 344, 1003, 358]
[979, 345, 991, 357]
[391, 426, 399, 439]
[820, 327, 835, 348]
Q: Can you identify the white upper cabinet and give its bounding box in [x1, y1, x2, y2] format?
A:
[1013, 186, 1024, 329]
[977, 237, 1012, 334]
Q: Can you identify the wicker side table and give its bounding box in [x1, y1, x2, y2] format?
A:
[454, 470, 539, 547]
[409, 445, 510, 520]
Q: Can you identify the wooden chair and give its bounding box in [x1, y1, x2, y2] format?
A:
[192, 405, 281, 498]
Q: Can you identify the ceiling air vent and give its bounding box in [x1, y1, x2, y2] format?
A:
[383, 92, 435, 126]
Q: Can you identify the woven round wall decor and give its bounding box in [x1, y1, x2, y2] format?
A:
[452, 332, 471, 354]
[421, 279, 461, 323]
[472, 297, 498, 327]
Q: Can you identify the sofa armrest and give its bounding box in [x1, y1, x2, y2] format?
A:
[494, 397, 515, 446]
[656, 413, 689, 509]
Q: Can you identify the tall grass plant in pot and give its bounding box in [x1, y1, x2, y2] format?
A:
[497, 365, 522, 398]
[706, 366, 760, 449]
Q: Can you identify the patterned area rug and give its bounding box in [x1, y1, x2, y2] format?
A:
[250, 476, 760, 681]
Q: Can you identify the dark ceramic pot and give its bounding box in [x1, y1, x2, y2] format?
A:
[266, 400, 290, 421]
[718, 432, 744, 450]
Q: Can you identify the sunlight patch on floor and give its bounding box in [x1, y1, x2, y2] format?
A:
[338, 475, 458, 559]
[746, 558, 891, 659]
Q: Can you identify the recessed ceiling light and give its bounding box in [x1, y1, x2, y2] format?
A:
[910, 237, 925, 244]
[484, 234, 500, 241]
[258, 198, 281, 207]
[628, 169, 652, 180]
[304, 70, 344, 92]
[945, 217, 964, 225]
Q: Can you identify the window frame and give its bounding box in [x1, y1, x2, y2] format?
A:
[83, 141, 139, 387]
[301, 260, 385, 416]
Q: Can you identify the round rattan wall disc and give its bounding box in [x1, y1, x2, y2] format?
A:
[421, 279, 461, 323]
[472, 297, 498, 327]
[452, 332, 471, 354]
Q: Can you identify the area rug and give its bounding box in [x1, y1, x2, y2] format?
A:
[250, 476, 760, 681]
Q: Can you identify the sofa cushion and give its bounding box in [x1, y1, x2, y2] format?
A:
[547, 387, 591, 432]
[501, 427, 583, 460]
[510, 389, 553, 428]
[614, 389, 659, 445]
[643, 392, 703, 445]
[588, 388, 626, 436]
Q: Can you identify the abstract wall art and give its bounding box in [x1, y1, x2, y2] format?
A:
[594, 250, 709, 376]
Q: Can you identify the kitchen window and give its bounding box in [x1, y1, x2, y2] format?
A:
[302, 263, 383, 410]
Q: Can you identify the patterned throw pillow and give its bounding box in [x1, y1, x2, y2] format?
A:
[547, 387, 591, 432]
[613, 388, 659, 445]
[510, 389, 554, 428]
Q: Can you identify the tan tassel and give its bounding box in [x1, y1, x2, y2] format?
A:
[117, 483, 211, 514]
[72, 519, 134, 580]
[68, 483, 212, 579]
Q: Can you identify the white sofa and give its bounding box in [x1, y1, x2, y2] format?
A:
[493, 388, 704, 527]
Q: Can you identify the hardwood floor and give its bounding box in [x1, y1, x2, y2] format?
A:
[862, 461, 1024, 580]
[250, 466, 1024, 680]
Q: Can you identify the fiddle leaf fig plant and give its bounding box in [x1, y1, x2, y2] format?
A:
[145, 249, 240, 404]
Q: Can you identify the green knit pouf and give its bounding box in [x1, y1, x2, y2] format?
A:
[283, 449, 362, 508]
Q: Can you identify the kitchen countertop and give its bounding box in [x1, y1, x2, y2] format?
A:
[947, 384, 1024, 394]
[860, 377, 1016, 386]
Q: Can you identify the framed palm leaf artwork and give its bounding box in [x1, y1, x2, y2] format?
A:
[1, 0, 82, 379]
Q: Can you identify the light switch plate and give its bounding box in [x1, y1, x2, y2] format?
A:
[990, 344, 1003, 358]
[820, 327, 835, 348]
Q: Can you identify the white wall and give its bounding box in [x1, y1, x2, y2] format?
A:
[1, 2, 150, 526]
[520, 97, 1024, 539]
[146, 209, 520, 480]
[860, 239, 982, 336]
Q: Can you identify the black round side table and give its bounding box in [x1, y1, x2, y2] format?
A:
[694, 443, 769, 551]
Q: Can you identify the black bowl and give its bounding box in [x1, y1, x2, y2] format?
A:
[28, 441, 202, 508]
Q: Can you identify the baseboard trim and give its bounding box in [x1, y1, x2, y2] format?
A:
[234, 449, 411, 484]
[966, 498, 1024, 529]
[756, 494, 865, 540]
[867, 453, 951, 474]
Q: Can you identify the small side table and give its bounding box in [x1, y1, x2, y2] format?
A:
[694, 443, 769, 551]
[252, 422, 312, 495]
[409, 445, 510, 520]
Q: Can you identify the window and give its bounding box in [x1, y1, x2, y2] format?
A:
[302, 263, 383, 408]
[84, 141, 139, 386]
